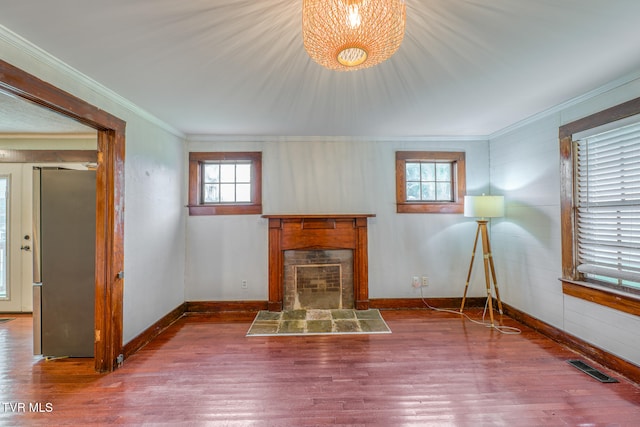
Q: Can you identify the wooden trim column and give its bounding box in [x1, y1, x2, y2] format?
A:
[267, 218, 284, 311]
[559, 134, 576, 279]
[354, 217, 370, 310]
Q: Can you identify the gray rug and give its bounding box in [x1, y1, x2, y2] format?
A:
[0, 318, 15, 324]
[246, 309, 391, 336]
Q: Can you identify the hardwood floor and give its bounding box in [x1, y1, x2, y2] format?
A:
[1, 309, 639, 426]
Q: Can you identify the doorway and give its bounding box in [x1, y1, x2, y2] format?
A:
[0, 60, 125, 372]
[0, 162, 97, 314]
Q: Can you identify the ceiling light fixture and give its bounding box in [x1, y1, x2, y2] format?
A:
[302, 0, 406, 71]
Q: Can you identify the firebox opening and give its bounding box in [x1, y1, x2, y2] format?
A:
[283, 249, 354, 311]
[294, 264, 342, 309]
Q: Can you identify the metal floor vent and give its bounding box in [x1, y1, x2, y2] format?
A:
[568, 360, 619, 383]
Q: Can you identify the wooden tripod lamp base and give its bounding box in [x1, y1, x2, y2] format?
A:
[459, 195, 505, 326]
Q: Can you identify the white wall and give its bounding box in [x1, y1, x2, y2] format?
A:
[1, 29, 187, 344]
[0, 136, 97, 150]
[490, 76, 640, 366]
[186, 138, 489, 302]
[121, 120, 186, 343]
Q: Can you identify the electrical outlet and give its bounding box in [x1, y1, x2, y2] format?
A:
[412, 276, 420, 288]
[421, 276, 429, 287]
[241, 280, 248, 289]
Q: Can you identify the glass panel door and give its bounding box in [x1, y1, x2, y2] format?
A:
[0, 165, 25, 312]
[0, 176, 7, 299]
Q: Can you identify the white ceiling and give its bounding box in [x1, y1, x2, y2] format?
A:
[2, 0, 640, 137]
[0, 92, 95, 135]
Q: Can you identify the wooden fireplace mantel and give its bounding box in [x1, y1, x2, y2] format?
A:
[262, 214, 375, 311]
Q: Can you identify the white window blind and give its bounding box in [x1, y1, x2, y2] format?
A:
[576, 121, 640, 289]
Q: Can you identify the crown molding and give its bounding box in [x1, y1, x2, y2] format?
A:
[186, 134, 489, 143]
[0, 25, 184, 139]
[489, 69, 640, 140]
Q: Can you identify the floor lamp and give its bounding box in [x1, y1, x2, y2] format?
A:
[460, 194, 505, 326]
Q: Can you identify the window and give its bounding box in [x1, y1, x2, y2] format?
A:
[575, 121, 640, 293]
[406, 162, 453, 202]
[188, 152, 262, 215]
[560, 96, 640, 315]
[396, 151, 465, 213]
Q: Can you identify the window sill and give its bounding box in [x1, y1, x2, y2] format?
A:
[560, 279, 640, 317]
[188, 204, 262, 216]
[396, 202, 463, 214]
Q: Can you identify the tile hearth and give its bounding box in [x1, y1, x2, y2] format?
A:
[246, 309, 391, 336]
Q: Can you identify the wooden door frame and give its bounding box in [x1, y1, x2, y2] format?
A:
[0, 59, 125, 373]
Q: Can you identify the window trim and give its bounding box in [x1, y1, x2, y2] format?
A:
[395, 151, 466, 213]
[188, 151, 262, 216]
[559, 96, 640, 313]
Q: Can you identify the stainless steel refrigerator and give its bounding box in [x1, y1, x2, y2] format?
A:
[32, 168, 96, 357]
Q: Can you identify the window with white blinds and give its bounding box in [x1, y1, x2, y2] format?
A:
[576, 121, 640, 291]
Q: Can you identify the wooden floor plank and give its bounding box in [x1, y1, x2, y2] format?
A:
[1, 309, 639, 425]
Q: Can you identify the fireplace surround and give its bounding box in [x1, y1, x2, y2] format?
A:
[263, 214, 375, 311]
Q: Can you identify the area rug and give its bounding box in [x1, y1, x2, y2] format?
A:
[0, 318, 15, 324]
[246, 309, 391, 336]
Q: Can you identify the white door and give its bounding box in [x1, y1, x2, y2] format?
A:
[0, 164, 29, 312]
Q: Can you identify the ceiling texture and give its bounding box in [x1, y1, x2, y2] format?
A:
[0, 92, 96, 134]
[2, 0, 640, 137]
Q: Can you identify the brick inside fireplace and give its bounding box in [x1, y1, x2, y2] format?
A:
[283, 250, 354, 310]
[263, 214, 374, 311]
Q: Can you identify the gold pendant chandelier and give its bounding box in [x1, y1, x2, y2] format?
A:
[302, 0, 406, 71]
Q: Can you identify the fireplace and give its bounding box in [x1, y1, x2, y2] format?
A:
[263, 214, 374, 311]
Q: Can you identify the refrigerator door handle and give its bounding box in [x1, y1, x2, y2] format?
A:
[33, 283, 42, 355]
